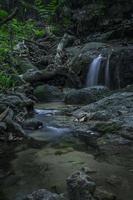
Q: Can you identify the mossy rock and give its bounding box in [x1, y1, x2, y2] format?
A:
[14, 57, 37, 74]
[33, 84, 63, 102]
[94, 122, 121, 134]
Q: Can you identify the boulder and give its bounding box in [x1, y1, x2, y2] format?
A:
[64, 86, 109, 105]
[33, 84, 63, 102]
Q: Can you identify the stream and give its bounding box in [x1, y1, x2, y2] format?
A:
[0, 102, 133, 200]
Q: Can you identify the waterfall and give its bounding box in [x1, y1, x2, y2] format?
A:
[105, 54, 110, 88]
[86, 54, 102, 87]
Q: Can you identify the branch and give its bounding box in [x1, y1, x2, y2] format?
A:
[0, 7, 18, 27]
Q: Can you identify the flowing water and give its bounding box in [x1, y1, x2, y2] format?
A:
[86, 54, 103, 87]
[105, 53, 111, 88]
[0, 102, 133, 200]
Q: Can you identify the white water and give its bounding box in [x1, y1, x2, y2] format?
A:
[46, 126, 70, 135]
[105, 54, 110, 88]
[86, 54, 103, 87]
[35, 109, 59, 115]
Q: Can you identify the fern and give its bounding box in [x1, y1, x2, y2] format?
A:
[0, 71, 16, 90]
[35, 0, 65, 22]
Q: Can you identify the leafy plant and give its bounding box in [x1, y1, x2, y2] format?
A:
[0, 9, 8, 20]
[0, 71, 16, 90]
[35, 0, 65, 22]
[0, 18, 45, 62]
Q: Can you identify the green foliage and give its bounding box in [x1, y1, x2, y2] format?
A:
[0, 71, 16, 90]
[11, 18, 45, 40]
[0, 26, 10, 62]
[35, 0, 58, 21]
[34, 29, 45, 38]
[35, 0, 65, 22]
[35, 0, 71, 34]
[0, 18, 45, 62]
[0, 9, 8, 20]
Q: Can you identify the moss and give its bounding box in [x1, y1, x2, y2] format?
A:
[95, 122, 121, 134]
[54, 148, 74, 155]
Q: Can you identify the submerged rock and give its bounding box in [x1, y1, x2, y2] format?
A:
[67, 168, 96, 200]
[23, 118, 43, 130]
[22, 189, 66, 200]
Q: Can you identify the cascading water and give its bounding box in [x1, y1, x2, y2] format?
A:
[86, 54, 103, 87]
[105, 53, 111, 88]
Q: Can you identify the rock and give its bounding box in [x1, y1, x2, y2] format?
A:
[0, 92, 34, 114]
[22, 118, 43, 130]
[65, 86, 109, 105]
[66, 42, 133, 89]
[22, 189, 66, 200]
[67, 168, 96, 200]
[66, 42, 107, 86]
[15, 57, 38, 74]
[73, 90, 133, 166]
[109, 45, 133, 89]
[0, 91, 34, 141]
[5, 118, 25, 138]
[33, 84, 63, 102]
[73, 130, 100, 149]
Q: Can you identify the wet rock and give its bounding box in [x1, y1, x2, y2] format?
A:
[73, 130, 100, 149]
[65, 86, 109, 105]
[23, 118, 43, 130]
[73, 90, 133, 165]
[66, 42, 133, 89]
[34, 84, 63, 102]
[109, 46, 133, 89]
[67, 168, 96, 200]
[22, 189, 66, 200]
[66, 42, 107, 85]
[73, 91, 133, 124]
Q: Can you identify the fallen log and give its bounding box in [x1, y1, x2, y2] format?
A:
[23, 68, 82, 88]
